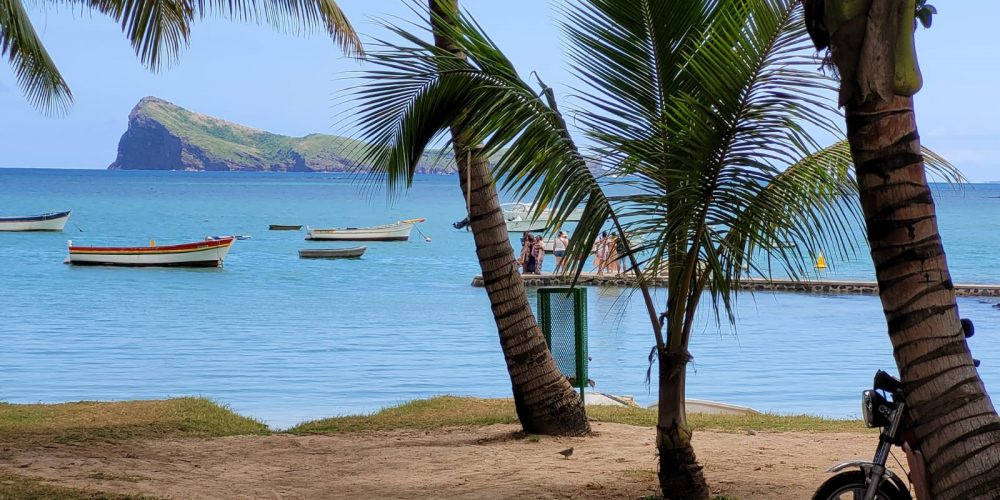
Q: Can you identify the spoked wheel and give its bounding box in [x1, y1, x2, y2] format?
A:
[812, 470, 911, 500]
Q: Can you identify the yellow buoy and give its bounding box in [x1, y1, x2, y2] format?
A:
[150, 239, 156, 248]
[815, 252, 827, 269]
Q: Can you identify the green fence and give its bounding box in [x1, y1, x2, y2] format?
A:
[537, 287, 587, 392]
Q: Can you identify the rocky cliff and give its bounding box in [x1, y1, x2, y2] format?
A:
[108, 97, 457, 173]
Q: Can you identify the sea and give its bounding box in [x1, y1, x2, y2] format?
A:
[1, 168, 998, 429]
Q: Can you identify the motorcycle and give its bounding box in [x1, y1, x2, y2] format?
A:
[812, 319, 978, 500]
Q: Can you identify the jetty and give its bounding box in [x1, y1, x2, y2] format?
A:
[471, 273, 1000, 298]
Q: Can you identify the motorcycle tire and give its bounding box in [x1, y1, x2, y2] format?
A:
[812, 470, 911, 500]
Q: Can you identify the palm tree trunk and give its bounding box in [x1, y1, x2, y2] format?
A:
[847, 94, 1000, 499]
[430, 0, 590, 436]
[657, 349, 708, 500]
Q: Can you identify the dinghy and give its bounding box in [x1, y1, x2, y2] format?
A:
[298, 246, 367, 259]
[0, 210, 71, 231]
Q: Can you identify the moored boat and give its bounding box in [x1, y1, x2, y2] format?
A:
[206, 234, 251, 241]
[298, 246, 367, 259]
[305, 218, 425, 241]
[66, 237, 235, 267]
[505, 217, 548, 233]
[0, 210, 71, 231]
[502, 202, 584, 222]
[269, 224, 302, 231]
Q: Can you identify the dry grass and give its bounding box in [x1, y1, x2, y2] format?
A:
[0, 473, 155, 499]
[289, 396, 867, 434]
[290, 396, 520, 434]
[0, 397, 268, 445]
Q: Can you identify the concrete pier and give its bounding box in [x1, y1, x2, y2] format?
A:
[471, 273, 1000, 297]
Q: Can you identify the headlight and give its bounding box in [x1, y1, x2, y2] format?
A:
[862, 390, 876, 428]
[861, 389, 893, 428]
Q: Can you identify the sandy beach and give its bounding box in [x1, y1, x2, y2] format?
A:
[0, 421, 901, 499]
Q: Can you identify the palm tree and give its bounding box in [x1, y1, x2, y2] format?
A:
[802, 2, 1000, 497]
[421, 0, 592, 436]
[1, 0, 362, 115]
[346, 0, 962, 496]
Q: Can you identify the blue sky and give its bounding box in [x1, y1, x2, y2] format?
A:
[1, 1, 996, 181]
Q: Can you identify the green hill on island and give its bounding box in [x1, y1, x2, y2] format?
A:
[108, 97, 459, 173]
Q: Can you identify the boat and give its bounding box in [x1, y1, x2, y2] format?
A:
[502, 202, 584, 222]
[298, 246, 367, 259]
[505, 217, 548, 233]
[305, 218, 425, 241]
[269, 224, 302, 231]
[206, 234, 251, 241]
[0, 210, 71, 231]
[66, 237, 235, 267]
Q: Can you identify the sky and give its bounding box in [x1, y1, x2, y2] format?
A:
[1, 1, 997, 181]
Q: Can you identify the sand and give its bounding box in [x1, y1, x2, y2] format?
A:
[0, 422, 902, 499]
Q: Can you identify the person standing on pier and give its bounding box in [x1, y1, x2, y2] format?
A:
[553, 231, 570, 273]
[594, 232, 609, 275]
[518, 232, 534, 273]
[532, 235, 546, 274]
[606, 233, 619, 274]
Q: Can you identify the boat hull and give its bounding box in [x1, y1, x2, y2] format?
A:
[0, 211, 71, 231]
[305, 220, 420, 241]
[269, 225, 302, 231]
[298, 246, 367, 259]
[67, 238, 234, 267]
[505, 218, 548, 233]
[502, 203, 584, 222]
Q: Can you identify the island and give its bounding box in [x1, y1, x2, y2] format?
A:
[108, 97, 457, 173]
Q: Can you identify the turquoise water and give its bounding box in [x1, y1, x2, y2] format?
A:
[1, 168, 997, 428]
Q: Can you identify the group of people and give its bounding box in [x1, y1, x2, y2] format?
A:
[592, 231, 625, 275]
[518, 230, 627, 275]
[518, 231, 571, 275]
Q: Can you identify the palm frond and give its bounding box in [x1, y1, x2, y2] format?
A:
[195, 0, 362, 56]
[0, 0, 72, 114]
[78, 0, 361, 72]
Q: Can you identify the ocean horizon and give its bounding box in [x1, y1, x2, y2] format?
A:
[1, 168, 996, 428]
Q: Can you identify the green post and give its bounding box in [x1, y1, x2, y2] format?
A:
[537, 287, 588, 404]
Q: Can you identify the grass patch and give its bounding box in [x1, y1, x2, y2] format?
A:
[290, 396, 519, 434]
[0, 473, 155, 499]
[0, 397, 268, 445]
[289, 396, 867, 434]
[587, 406, 870, 433]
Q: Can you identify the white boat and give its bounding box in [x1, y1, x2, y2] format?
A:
[305, 218, 425, 241]
[0, 210, 71, 231]
[502, 202, 584, 222]
[298, 246, 367, 259]
[505, 217, 548, 233]
[66, 237, 235, 267]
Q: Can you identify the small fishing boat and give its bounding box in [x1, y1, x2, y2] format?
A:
[66, 237, 235, 268]
[0, 210, 71, 231]
[298, 246, 367, 259]
[305, 218, 425, 241]
[206, 234, 251, 241]
[269, 224, 302, 231]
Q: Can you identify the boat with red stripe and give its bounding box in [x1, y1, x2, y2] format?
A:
[66, 237, 235, 267]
